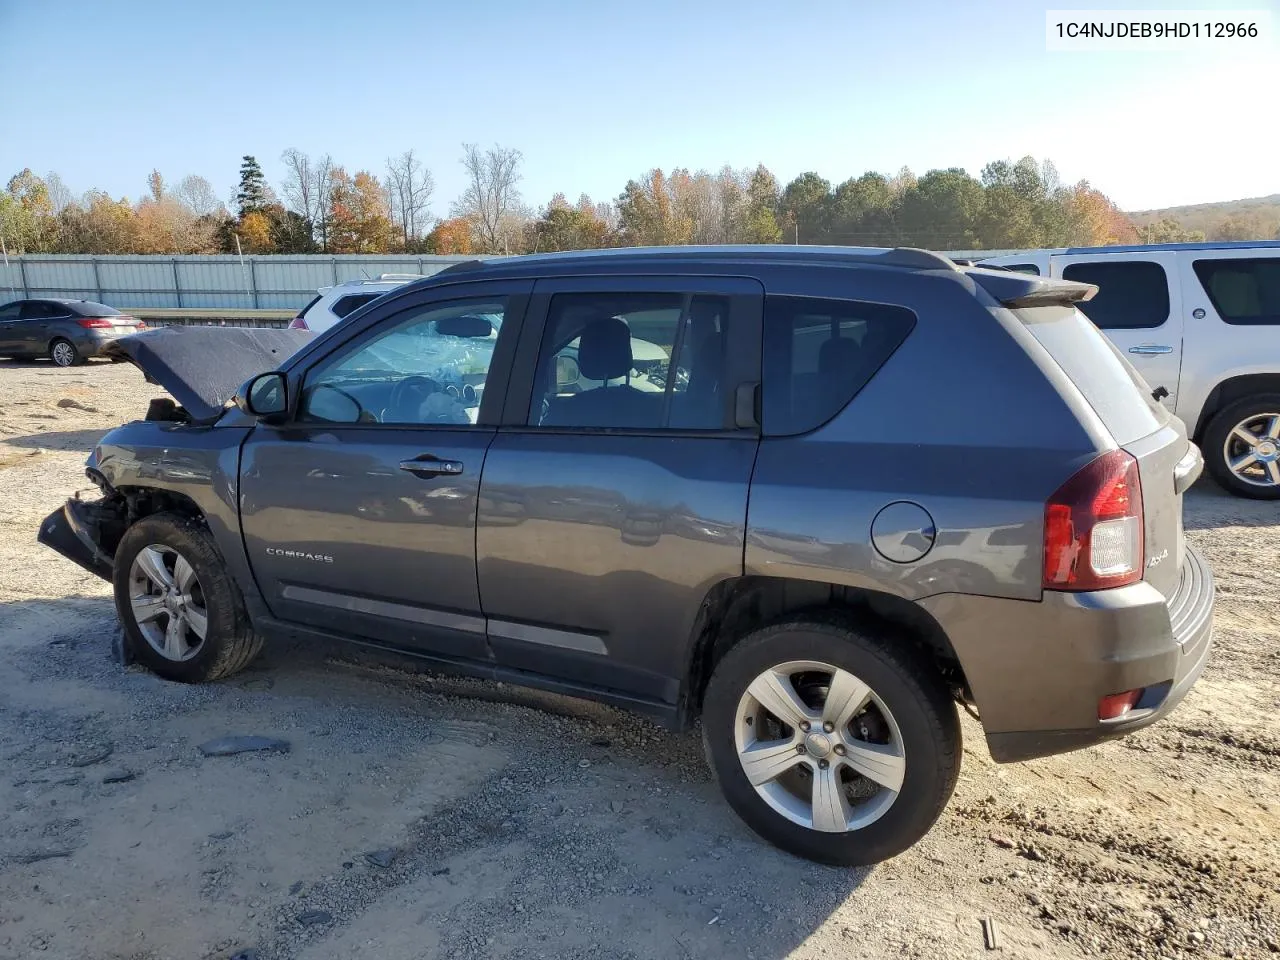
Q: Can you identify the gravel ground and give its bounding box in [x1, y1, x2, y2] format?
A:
[1, 359, 1277, 960]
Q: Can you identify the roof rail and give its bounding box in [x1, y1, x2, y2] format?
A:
[373, 273, 425, 281]
[434, 259, 489, 276]
[880, 247, 957, 270]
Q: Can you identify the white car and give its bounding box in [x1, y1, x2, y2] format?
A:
[289, 275, 423, 333]
[983, 241, 1280, 498]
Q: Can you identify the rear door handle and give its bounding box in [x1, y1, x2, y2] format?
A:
[398, 457, 464, 477]
[1128, 344, 1173, 355]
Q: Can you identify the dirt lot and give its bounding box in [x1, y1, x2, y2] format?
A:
[1, 360, 1278, 960]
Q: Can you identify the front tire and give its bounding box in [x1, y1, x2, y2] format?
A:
[1203, 395, 1280, 500]
[702, 617, 960, 865]
[112, 513, 263, 682]
[49, 338, 83, 367]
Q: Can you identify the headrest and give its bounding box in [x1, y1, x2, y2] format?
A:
[818, 336, 861, 376]
[578, 316, 633, 381]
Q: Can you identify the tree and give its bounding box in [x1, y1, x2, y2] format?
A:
[237, 211, 274, 253]
[1063, 182, 1138, 246]
[895, 168, 985, 249]
[1209, 212, 1273, 241]
[1, 169, 55, 252]
[740, 165, 782, 243]
[1137, 216, 1205, 244]
[235, 155, 271, 217]
[827, 173, 896, 245]
[452, 143, 524, 253]
[530, 193, 612, 251]
[616, 169, 693, 246]
[44, 172, 74, 214]
[280, 148, 317, 243]
[779, 172, 832, 244]
[425, 217, 473, 254]
[174, 174, 220, 217]
[56, 191, 138, 254]
[327, 168, 393, 253]
[385, 149, 434, 250]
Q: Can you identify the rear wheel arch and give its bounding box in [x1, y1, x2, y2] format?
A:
[680, 575, 970, 726]
[1193, 373, 1280, 442]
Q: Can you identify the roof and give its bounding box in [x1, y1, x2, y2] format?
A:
[1062, 240, 1280, 255]
[434, 245, 959, 279]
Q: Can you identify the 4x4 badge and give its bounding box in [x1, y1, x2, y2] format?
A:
[1147, 549, 1169, 568]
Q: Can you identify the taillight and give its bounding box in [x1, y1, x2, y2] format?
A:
[288, 316, 309, 330]
[76, 317, 113, 328]
[1043, 449, 1144, 591]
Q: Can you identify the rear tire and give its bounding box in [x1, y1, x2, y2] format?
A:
[1203, 394, 1280, 500]
[49, 338, 82, 367]
[112, 513, 263, 682]
[701, 617, 960, 865]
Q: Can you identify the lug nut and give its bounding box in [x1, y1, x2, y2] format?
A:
[823, 721, 835, 733]
[799, 721, 811, 732]
[834, 744, 846, 756]
[796, 744, 806, 754]
[818, 759, 829, 769]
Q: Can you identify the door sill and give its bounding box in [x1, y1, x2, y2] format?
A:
[255, 615, 680, 726]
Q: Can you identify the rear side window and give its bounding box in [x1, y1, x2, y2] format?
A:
[1019, 305, 1165, 444]
[762, 295, 916, 437]
[0, 303, 20, 321]
[1193, 258, 1280, 325]
[1000, 263, 1041, 275]
[332, 293, 383, 319]
[1060, 260, 1169, 329]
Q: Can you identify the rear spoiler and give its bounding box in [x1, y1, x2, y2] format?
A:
[967, 269, 1098, 308]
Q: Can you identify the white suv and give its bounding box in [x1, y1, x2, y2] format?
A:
[289, 275, 424, 334]
[983, 241, 1280, 498]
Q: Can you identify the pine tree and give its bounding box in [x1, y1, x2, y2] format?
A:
[235, 156, 269, 217]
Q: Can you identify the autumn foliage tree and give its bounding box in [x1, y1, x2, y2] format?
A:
[327, 168, 394, 253]
[425, 217, 473, 254]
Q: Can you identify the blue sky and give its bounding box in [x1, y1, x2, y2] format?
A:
[2, 0, 1276, 216]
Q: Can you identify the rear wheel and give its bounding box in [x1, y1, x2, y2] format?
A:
[49, 338, 82, 367]
[701, 617, 960, 865]
[1203, 395, 1280, 500]
[113, 513, 263, 682]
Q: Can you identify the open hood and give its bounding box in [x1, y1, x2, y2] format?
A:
[103, 327, 314, 421]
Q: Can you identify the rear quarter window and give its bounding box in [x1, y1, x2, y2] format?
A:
[70, 301, 122, 316]
[1018, 304, 1167, 444]
[1192, 257, 1280, 325]
[762, 295, 916, 436]
[332, 293, 384, 319]
[1060, 260, 1170, 330]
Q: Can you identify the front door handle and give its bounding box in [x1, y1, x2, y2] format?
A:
[398, 457, 464, 478]
[1128, 344, 1173, 355]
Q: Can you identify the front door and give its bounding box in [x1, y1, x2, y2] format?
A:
[476, 274, 763, 706]
[0, 301, 22, 352]
[239, 282, 528, 660]
[1050, 252, 1184, 413]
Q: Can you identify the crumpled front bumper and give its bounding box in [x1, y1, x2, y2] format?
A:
[37, 497, 126, 581]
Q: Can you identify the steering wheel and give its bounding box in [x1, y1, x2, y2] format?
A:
[385, 375, 442, 421]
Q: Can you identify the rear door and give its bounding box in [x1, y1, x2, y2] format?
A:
[0, 302, 22, 352]
[1049, 252, 1184, 414]
[238, 280, 529, 660]
[476, 274, 763, 705]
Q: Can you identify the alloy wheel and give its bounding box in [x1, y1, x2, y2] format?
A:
[51, 341, 76, 367]
[1223, 412, 1280, 488]
[734, 660, 906, 833]
[127, 544, 209, 661]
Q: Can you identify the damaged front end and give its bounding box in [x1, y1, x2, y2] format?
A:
[38, 470, 129, 582]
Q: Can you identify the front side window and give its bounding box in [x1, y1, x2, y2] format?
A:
[763, 295, 916, 436]
[1061, 260, 1170, 329]
[20, 302, 60, 320]
[299, 298, 504, 425]
[528, 292, 731, 431]
[0, 303, 20, 321]
[1193, 258, 1280, 326]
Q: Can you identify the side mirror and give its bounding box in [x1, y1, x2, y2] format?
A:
[236, 372, 288, 419]
[555, 355, 580, 389]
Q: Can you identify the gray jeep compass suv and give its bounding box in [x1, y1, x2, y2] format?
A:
[39, 246, 1215, 865]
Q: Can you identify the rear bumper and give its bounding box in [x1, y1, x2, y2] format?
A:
[921, 543, 1215, 762]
